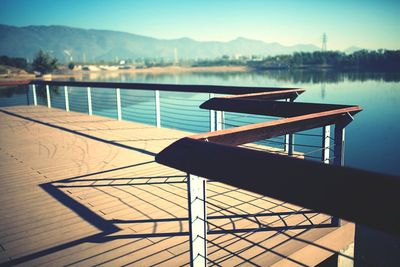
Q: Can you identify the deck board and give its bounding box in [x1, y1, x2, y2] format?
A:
[0, 105, 354, 266]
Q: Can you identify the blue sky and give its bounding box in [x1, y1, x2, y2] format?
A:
[1, 0, 399, 50]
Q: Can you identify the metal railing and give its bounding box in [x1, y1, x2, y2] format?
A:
[25, 81, 303, 133]
[1, 80, 399, 267]
[25, 81, 342, 165]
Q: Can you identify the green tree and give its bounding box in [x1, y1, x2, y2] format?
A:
[68, 62, 75, 70]
[32, 50, 57, 74]
[0, 56, 28, 70]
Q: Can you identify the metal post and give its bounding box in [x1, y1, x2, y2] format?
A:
[284, 98, 294, 155]
[87, 87, 92, 115]
[32, 84, 37, 106]
[210, 110, 216, 132]
[209, 93, 215, 132]
[46, 85, 51, 108]
[188, 174, 207, 267]
[284, 134, 294, 156]
[284, 135, 289, 153]
[26, 85, 30, 105]
[334, 124, 345, 166]
[216, 110, 223, 131]
[289, 134, 294, 155]
[64, 86, 69, 111]
[155, 90, 161, 127]
[322, 125, 331, 164]
[332, 123, 346, 226]
[116, 88, 122, 120]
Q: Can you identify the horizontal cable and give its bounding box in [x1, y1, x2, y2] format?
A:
[161, 96, 207, 102]
[161, 109, 208, 118]
[222, 122, 239, 128]
[224, 118, 264, 125]
[161, 119, 207, 130]
[160, 101, 201, 109]
[120, 95, 153, 99]
[161, 115, 208, 125]
[226, 113, 278, 120]
[121, 103, 154, 108]
[295, 132, 323, 137]
[121, 111, 155, 117]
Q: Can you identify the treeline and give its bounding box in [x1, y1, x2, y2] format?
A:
[250, 50, 400, 71]
[0, 56, 28, 70]
[2, 49, 400, 73]
[0, 51, 58, 75]
[192, 55, 248, 67]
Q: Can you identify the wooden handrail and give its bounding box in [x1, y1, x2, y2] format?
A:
[191, 107, 361, 145]
[0, 79, 305, 99]
[214, 89, 306, 100]
[201, 97, 362, 117]
[155, 137, 400, 236]
[30, 80, 302, 95]
[0, 80, 31, 86]
[221, 89, 305, 98]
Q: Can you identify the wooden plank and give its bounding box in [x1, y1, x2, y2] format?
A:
[271, 223, 355, 267]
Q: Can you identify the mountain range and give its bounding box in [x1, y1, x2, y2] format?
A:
[0, 24, 348, 62]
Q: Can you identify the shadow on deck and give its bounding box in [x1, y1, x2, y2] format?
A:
[0, 106, 354, 266]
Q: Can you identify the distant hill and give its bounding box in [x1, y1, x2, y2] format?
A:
[0, 24, 322, 62]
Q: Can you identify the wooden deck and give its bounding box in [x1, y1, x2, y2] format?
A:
[0, 105, 354, 266]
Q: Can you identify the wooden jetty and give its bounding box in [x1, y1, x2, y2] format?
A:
[0, 105, 353, 266]
[0, 80, 399, 266]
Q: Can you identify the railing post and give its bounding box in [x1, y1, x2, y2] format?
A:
[284, 134, 294, 156]
[116, 88, 122, 120]
[64, 86, 69, 111]
[216, 111, 223, 131]
[46, 85, 51, 108]
[32, 84, 37, 106]
[322, 125, 331, 164]
[284, 98, 294, 155]
[332, 123, 346, 227]
[26, 86, 30, 105]
[334, 124, 345, 166]
[209, 93, 215, 132]
[155, 90, 161, 127]
[188, 174, 207, 267]
[87, 87, 92, 115]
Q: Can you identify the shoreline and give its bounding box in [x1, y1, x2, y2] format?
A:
[0, 65, 249, 82]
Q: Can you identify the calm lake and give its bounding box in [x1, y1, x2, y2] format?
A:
[1, 70, 400, 176]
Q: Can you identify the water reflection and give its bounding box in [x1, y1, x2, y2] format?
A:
[0, 85, 28, 97]
[255, 70, 400, 84]
[0, 84, 60, 98]
[50, 70, 400, 85]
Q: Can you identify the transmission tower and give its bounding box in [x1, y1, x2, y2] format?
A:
[322, 33, 327, 51]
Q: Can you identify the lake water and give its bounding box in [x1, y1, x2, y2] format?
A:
[1, 70, 399, 176]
